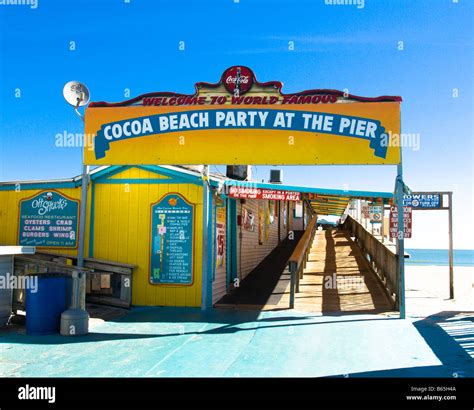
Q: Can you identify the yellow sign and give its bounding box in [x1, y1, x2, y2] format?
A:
[84, 102, 400, 165]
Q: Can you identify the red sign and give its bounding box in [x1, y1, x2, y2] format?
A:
[361, 205, 370, 218]
[223, 66, 253, 95]
[228, 187, 301, 201]
[389, 206, 412, 238]
[89, 66, 401, 108]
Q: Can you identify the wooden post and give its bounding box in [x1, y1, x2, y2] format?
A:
[289, 261, 296, 308]
[381, 205, 385, 243]
[448, 192, 454, 299]
[296, 265, 300, 293]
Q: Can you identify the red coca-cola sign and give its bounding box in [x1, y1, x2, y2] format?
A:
[222, 66, 253, 95]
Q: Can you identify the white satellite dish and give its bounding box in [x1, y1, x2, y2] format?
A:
[63, 81, 90, 107]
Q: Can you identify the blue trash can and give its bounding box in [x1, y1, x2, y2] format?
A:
[26, 274, 67, 335]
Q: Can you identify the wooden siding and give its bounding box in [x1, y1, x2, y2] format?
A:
[92, 167, 203, 307]
[280, 201, 289, 242]
[237, 199, 281, 280]
[290, 201, 305, 231]
[0, 167, 203, 307]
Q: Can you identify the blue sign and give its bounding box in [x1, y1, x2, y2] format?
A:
[150, 193, 194, 285]
[403, 194, 441, 209]
[18, 191, 79, 247]
[93, 109, 389, 160]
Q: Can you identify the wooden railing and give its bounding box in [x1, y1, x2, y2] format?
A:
[342, 215, 398, 306]
[287, 215, 318, 308]
[13, 252, 137, 310]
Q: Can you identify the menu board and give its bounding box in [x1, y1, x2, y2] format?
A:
[150, 193, 194, 285]
[18, 190, 79, 248]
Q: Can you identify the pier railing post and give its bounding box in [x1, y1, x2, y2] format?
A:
[296, 265, 300, 293]
[289, 261, 296, 309]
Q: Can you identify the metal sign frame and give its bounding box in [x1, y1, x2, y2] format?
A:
[404, 191, 454, 298]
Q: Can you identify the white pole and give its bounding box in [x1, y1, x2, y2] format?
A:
[77, 164, 89, 269]
[76, 114, 89, 312]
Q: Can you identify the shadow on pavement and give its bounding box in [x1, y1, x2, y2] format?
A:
[332, 311, 474, 377]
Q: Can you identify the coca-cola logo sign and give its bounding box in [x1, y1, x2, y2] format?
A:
[222, 66, 253, 95]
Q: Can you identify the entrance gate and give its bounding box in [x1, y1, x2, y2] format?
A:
[80, 66, 407, 317]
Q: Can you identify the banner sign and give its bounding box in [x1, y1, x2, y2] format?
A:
[18, 190, 79, 248]
[242, 208, 255, 231]
[389, 205, 412, 239]
[369, 205, 383, 223]
[90, 66, 402, 108]
[403, 193, 441, 209]
[258, 202, 264, 245]
[150, 193, 194, 285]
[228, 186, 301, 201]
[84, 66, 401, 166]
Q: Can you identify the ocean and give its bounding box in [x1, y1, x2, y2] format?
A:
[405, 249, 474, 267]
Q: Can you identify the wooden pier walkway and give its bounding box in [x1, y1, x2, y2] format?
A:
[264, 228, 395, 313]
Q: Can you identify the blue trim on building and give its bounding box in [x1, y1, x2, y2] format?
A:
[225, 198, 231, 289]
[137, 166, 203, 186]
[0, 182, 77, 191]
[90, 166, 202, 185]
[94, 178, 185, 185]
[226, 198, 238, 289]
[223, 180, 393, 199]
[206, 189, 214, 308]
[90, 166, 129, 181]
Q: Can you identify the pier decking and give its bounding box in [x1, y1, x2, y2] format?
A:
[220, 228, 394, 313]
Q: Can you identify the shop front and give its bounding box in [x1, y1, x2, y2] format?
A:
[1, 66, 404, 313]
[0, 165, 311, 308]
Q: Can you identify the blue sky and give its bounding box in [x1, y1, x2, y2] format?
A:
[0, 0, 472, 249]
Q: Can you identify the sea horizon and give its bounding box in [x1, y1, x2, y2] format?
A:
[405, 248, 474, 267]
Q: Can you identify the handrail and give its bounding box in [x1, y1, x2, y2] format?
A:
[287, 215, 318, 308]
[342, 215, 397, 307]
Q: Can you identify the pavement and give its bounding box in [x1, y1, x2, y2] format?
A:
[0, 265, 472, 378]
[0, 305, 472, 377]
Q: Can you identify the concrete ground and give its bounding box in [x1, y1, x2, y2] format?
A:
[0, 266, 472, 378]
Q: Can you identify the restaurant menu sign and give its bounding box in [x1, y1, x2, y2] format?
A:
[150, 194, 194, 285]
[403, 193, 441, 209]
[18, 191, 79, 248]
[84, 66, 401, 166]
[228, 186, 301, 201]
[389, 206, 412, 239]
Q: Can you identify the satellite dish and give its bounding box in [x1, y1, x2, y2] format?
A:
[63, 81, 90, 107]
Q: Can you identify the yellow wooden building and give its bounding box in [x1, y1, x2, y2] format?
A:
[0, 165, 308, 308]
